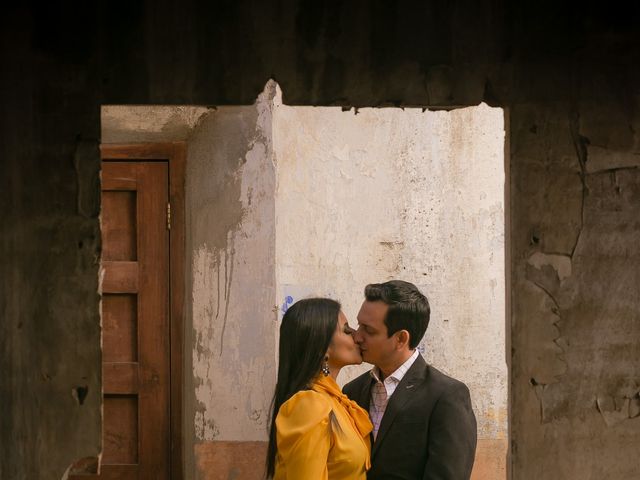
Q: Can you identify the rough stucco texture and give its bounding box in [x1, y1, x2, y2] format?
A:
[185, 85, 278, 478]
[101, 106, 210, 144]
[1, 90, 103, 479]
[186, 89, 507, 478]
[512, 104, 640, 479]
[3, 2, 640, 479]
[273, 100, 506, 477]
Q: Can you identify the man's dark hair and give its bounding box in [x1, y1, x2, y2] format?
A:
[364, 280, 430, 349]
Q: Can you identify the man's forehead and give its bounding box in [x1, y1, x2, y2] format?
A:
[357, 300, 388, 323]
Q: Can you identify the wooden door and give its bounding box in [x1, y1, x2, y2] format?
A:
[99, 161, 170, 479]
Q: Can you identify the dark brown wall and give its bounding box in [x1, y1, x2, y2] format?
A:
[1, 1, 639, 478]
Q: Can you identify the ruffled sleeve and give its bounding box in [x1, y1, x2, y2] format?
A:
[275, 390, 333, 480]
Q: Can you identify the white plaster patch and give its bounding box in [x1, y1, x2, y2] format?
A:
[273, 101, 507, 439]
[186, 89, 506, 444]
[527, 252, 572, 282]
[189, 85, 277, 442]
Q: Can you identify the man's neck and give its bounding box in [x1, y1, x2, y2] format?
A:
[378, 349, 415, 380]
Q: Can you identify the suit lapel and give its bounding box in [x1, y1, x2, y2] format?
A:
[357, 372, 374, 412]
[372, 354, 428, 459]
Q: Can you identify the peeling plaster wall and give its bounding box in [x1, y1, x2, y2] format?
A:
[188, 92, 506, 479]
[273, 101, 507, 475]
[1, 14, 104, 477]
[3, 2, 640, 479]
[101, 106, 210, 144]
[184, 85, 277, 479]
[512, 102, 640, 479]
[100, 98, 279, 479]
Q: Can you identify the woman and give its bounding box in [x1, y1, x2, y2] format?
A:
[266, 298, 372, 479]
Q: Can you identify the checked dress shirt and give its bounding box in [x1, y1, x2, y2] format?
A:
[368, 349, 419, 439]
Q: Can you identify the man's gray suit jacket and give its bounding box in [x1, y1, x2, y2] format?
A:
[343, 354, 477, 480]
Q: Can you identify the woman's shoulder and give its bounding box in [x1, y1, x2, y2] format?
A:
[277, 389, 333, 427]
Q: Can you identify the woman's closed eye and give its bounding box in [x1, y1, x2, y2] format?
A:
[343, 324, 355, 335]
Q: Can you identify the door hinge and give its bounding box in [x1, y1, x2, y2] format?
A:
[167, 202, 171, 230]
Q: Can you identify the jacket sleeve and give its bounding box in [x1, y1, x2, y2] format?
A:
[423, 382, 477, 480]
[275, 390, 332, 479]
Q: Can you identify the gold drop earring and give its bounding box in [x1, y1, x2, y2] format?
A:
[322, 356, 330, 376]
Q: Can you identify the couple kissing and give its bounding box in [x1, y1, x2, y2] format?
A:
[266, 280, 477, 480]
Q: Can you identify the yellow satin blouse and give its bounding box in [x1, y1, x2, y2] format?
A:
[274, 375, 373, 480]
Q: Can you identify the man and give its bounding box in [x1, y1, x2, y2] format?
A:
[344, 280, 477, 479]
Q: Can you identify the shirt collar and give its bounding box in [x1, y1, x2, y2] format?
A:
[370, 349, 419, 383]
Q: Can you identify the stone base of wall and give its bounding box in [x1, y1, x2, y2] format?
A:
[195, 441, 268, 480]
[472, 438, 508, 480]
[194, 438, 507, 479]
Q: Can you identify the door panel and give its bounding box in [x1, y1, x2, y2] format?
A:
[97, 162, 169, 480]
[102, 295, 137, 363]
[103, 395, 138, 464]
[101, 190, 137, 261]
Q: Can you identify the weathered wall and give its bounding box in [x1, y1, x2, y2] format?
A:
[511, 103, 640, 478]
[2, 1, 640, 479]
[185, 86, 277, 480]
[101, 106, 210, 144]
[100, 91, 507, 479]
[273, 100, 506, 478]
[100, 95, 279, 480]
[1, 8, 104, 479]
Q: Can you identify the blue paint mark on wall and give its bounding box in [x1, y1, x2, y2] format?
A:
[278, 285, 337, 321]
[281, 295, 294, 315]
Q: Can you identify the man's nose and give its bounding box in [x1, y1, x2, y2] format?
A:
[352, 328, 362, 343]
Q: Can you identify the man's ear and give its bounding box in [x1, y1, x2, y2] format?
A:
[395, 330, 411, 349]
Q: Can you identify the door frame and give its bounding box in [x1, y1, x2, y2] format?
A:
[100, 142, 186, 480]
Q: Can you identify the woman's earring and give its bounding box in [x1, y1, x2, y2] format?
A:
[322, 356, 330, 376]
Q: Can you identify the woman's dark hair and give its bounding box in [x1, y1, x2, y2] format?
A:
[265, 298, 341, 478]
[365, 280, 430, 349]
